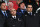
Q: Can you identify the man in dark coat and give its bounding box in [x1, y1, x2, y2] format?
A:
[6, 9, 24, 27]
[0, 1, 10, 27]
[17, 2, 26, 18]
[22, 4, 40, 27]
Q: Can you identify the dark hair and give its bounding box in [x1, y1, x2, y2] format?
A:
[0, 1, 5, 6]
[0, 1, 2, 6]
[18, 2, 25, 7]
[26, 3, 33, 8]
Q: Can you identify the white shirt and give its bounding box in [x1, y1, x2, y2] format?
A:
[28, 12, 32, 15]
[12, 16, 16, 19]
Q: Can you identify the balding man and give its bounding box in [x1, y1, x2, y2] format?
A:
[8, 2, 13, 11]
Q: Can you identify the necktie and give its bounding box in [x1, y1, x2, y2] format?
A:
[29, 13, 32, 15]
[14, 16, 16, 19]
[4, 12, 7, 18]
[30, 13, 31, 15]
[22, 10, 25, 14]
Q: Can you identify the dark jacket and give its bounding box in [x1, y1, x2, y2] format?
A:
[6, 15, 24, 27]
[22, 12, 40, 27]
[0, 9, 10, 27]
[17, 8, 26, 18]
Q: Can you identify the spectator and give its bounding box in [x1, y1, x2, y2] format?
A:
[0, 1, 10, 27]
[8, 2, 13, 11]
[17, 1, 21, 5]
[6, 9, 24, 27]
[22, 4, 40, 27]
[17, 2, 26, 17]
[8, 1, 18, 10]
[25, 4, 34, 16]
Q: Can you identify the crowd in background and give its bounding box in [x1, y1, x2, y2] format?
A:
[0, 0, 40, 27]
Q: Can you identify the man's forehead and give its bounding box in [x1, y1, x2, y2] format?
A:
[1, 3, 6, 6]
[28, 5, 32, 7]
[11, 9, 16, 11]
[2, 3, 6, 4]
[1, 3, 6, 5]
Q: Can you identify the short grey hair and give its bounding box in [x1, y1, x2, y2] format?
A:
[8, 2, 13, 6]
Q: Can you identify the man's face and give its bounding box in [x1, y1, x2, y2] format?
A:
[11, 9, 16, 16]
[1, 3, 6, 10]
[27, 5, 33, 12]
[8, 3, 13, 10]
[20, 3, 25, 9]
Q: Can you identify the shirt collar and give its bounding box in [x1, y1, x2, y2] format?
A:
[1, 10, 6, 13]
[28, 12, 32, 15]
[28, 12, 32, 14]
[21, 9, 23, 11]
[12, 16, 16, 19]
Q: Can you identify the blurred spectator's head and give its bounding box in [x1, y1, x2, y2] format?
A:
[17, 0, 23, 5]
[35, 0, 39, 2]
[1, 1, 6, 11]
[17, 1, 21, 5]
[8, 2, 14, 10]
[26, 4, 33, 12]
[19, 2, 25, 9]
[10, 9, 16, 16]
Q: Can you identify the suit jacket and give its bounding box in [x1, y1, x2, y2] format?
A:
[0, 9, 10, 18]
[22, 12, 39, 27]
[0, 15, 6, 27]
[0, 9, 10, 27]
[6, 15, 24, 27]
[17, 8, 26, 18]
[24, 11, 34, 16]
